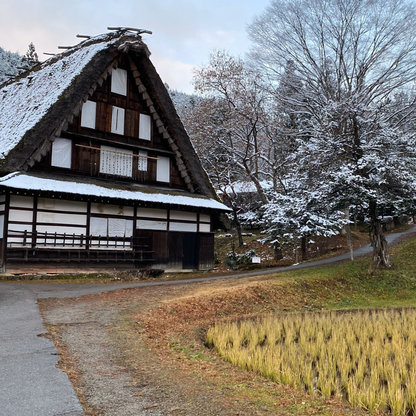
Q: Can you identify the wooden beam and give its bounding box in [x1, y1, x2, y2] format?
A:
[75, 144, 159, 160]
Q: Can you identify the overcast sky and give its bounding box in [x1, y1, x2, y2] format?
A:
[1, 0, 271, 93]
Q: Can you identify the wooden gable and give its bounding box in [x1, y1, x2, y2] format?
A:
[30, 55, 189, 190]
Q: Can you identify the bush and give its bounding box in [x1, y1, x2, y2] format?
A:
[224, 249, 256, 270]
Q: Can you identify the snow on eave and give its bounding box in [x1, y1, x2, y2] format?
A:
[0, 173, 231, 211]
[0, 32, 144, 161]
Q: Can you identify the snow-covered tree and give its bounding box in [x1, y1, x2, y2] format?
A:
[25, 42, 39, 68]
[193, 51, 276, 206]
[248, 0, 416, 267]
[0, 43, 39, 85]
[0, 47, 25, 85]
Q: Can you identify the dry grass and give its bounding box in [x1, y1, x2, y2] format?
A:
[207, 308, 416, 415]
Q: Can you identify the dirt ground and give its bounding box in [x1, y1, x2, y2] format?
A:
[40, 274, 368, 416]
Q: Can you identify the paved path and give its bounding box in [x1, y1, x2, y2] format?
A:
[1, 225, 415, 415]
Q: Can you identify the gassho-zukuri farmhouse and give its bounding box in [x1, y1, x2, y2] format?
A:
[0, 29, 230, 274]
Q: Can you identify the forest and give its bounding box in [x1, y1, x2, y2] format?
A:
[172, 0, 416, 269]
[3, 0, 416, 270]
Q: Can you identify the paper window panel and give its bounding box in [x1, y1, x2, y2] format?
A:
[138, 150, 148, 171]
[108, 218, 132, 237]
[139, 114, 151, 140]
[51, 138, 72, 169]
[80, 100, 96, 129]
[111, 106, 125, 135]
[90, 217, 108, 236]
[111, 68, 127, 96]
[100, 145, 133, 177]
[156, 156, 170, 183]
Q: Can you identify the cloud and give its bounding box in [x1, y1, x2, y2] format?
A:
[151, 53, 196, 93]
[0, 0, 272, 91]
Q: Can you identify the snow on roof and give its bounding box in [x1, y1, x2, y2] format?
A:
[0, 172, 231, 211]
[0, 34, 116, 159]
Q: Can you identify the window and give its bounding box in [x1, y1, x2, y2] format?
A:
[111, 68, 127, 96]
[80, 100, 96, 129]
[100, 145, 133, 177]
[156, 156, 170, 183]
[138, 150, 148, 172]
[51, 138, 72, 168]
[90, 217, 133, 237]
[111, 106, 125, 135]
[139, 114, 151, 140]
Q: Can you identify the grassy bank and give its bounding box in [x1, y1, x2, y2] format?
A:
[204, 238, 416, 415]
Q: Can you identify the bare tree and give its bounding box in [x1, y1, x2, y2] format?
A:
[192, 51, 275, 205]
[249, 0, 416, 267]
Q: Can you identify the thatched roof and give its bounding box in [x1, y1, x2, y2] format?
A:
[0, 30, 218, 200]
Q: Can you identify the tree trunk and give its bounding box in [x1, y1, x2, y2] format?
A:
[368, 199, 391, 268]
[301, 236, 307, 261]
[223, 193, 244, 248]
[273, 241, 283, 260]
[344, 208, 354, 261]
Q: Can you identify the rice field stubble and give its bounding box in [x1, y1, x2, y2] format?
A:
[207, 308, 416, 415]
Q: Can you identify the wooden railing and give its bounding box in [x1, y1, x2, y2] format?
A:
[6, 230, 154, 263]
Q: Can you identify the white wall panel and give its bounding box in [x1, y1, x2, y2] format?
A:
[139, 114, 151, 140]
[91, 203, 134, 216]
[170, 210, 197, 221]
[111, 68, 127, 96]
[169, 222, 198, 232]
[7, 223, 31, 232]
[10, 195, 33, 209]
[9, 209, 33, 222]
[199, 223, 211, 232]
[0, 195, 6, 203]
[156, 156, 170, 183]
[37, 212, 87, 226]
[36, 225, 86, 235]
[51, 138, 72, 169]
[136, 208, 167, 219]
[200, 214, 211, 223]
[8, 224, 31, 247]
[137, 219, 168, 231]
[111, 106, 125, 135]
[0, 204, 6, 212]
[81, 100, 97, 129]
[38, 198, 87, 212]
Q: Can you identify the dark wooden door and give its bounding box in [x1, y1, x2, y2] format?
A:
[168, 232, 183, 269]
[198, 233, 214, 270]
[183, 233, 198, 269]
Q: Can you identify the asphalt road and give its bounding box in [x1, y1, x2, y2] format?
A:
[1, 225, 415, 416]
